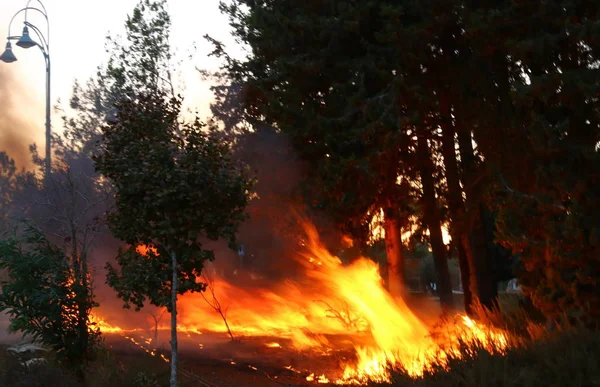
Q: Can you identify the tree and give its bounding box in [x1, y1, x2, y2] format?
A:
[0, 152, 18, 232]
[201, 266, 235, 341]
[94, 5, 253, 386]
[472, 0, 600, 326]
[379, 0, 513, 312]
[97, 86, 253, 387]
[145, 305, 167, 345]
[0, 225, 101, 382]
[0, 111, 111, 383]
[416, 125, 454, 309]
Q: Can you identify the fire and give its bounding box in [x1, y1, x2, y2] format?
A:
[90, 314, 126, 334]
[95, 220, 509, 384]
[307, 373, 331, 383]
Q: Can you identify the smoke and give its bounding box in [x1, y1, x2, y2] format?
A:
[201, 129, 343, 288]
[0, 67, 41, 170]
[200, 73, 344, 282]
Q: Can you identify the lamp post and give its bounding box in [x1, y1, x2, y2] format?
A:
[0, 0, 51, 177]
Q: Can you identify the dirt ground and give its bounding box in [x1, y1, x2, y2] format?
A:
[101, 293, 453, 387]
[105, 332, 341, 387]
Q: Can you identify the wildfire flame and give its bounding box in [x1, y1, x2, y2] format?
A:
[90, 314, 126, 334]
[94, 220, 508, 384]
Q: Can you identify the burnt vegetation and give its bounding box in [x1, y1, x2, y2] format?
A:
[0, 0, 599, 386]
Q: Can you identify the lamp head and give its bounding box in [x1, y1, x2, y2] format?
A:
[16, 26, 37, 49]
[0, 41, 17, 63]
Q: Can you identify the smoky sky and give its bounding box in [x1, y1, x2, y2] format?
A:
[0, 66, 40, 170]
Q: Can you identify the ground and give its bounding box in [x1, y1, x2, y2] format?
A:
[0, 337, 315, 387]
[102, 331, 352, 387]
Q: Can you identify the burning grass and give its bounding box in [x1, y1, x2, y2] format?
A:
[383, 328, 600, 387]
[88, 220, 525, 384]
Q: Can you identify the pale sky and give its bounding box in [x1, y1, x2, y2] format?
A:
[0, 0, 244, 167]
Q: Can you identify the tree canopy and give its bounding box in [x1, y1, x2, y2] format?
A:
[213, 0, 600, 322]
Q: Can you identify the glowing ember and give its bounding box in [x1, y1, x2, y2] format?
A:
[94, 220, 509, 384]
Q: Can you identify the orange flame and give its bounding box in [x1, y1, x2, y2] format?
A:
[136, 245, 158, 256]
[90, 314, 125, 334]
[96, 220, 508, 383]
[177, 221, 508, 383]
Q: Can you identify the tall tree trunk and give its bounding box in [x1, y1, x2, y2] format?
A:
[456, 125, 498, 311]
[383, 208, 404, 298]
[439, 92, 473, 314]
[455, 243, 473, 313]
[170, 251, 178, 387]
[480, 204, 499, 307]
[416, 129, 454, 311]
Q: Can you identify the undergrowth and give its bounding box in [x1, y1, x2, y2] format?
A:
[378, 328, 600, 387]
[367, 296, 599, 387]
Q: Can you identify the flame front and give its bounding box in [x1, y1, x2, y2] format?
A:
[96, 220, 508, 384]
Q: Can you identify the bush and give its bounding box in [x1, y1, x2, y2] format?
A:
[1, 345, 80, 387]
[0, 226, 101, 378]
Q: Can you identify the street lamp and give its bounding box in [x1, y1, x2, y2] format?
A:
[0, 0, 51, 177]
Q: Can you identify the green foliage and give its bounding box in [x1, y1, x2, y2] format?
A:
[482, 1, 600, 326]
[0, 152, 17, 231]
[133, 371, 161, 387]
[213, 0, 418, 243]
[106, 0, 173, 95]
[96, 89, 253, 311]
[0, 225, 101, 373]
[59, 1, 175, 161]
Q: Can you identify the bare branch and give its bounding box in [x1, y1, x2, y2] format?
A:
[200, 268, 236, 341]
[315, 300, 367, 333]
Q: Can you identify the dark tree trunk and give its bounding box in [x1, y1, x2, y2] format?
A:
[455, 243, 473, 312]
[417, 128, 454, 311]
[439, 91, 474, 314]
[456, 125, 499, 311]
[383, 208, 404, 298]
[480, 204, 499, 306]
[170, 251, 178, 387]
